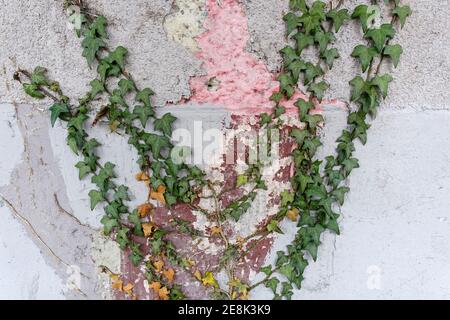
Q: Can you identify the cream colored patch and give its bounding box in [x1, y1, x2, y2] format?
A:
[91, 234, 121, 299]
[163, 0, 207, 52]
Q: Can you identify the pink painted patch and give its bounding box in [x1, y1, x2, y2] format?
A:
[186, 0, 286, 113]
[185, 0, 344, 114]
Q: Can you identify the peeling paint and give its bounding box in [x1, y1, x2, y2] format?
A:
[163, 0, 207, 53]
[91, 234, 122, 300]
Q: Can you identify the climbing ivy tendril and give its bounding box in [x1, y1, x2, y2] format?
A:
[15, 0, 410, 300]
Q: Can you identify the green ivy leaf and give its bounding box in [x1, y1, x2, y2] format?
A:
[100, 216, 119, 235]
[370, 74, 393, 98]
[260, 113, 272, 126]
[88, 190, 104, 210]
[114, 185, 130, 202]
[23, 84, 45, 99]
[314, 31, 335, 54]
[154, 113, 177, 137]
[341, 158, 360, 177]
[277, 74, 295, 99]
[294, 99, 314, 119]
[75, 161, 91, 179]
[383, 44, 403, 68]
[83, 138, 101, 156]
[118, 79, 136, 95]
[89, 79, 105, 98]
[236, 174, 248, 188]
[295, 174, 313, 193]
[392, 5, 411, 28]
[97, 60, 121, 83]
[132, 105, 154, 128]
[267, 220, 283, 234]
[307, 81, 329, 102]
[351, 45, 378, 72]
[289, 0, 307, 12]
[282, 281, 295, 299]
[135, 88, 154, 107]
[304, 63, 323, 85]
[283, 12, 300, 36]
[290, 128, 309, 145]
[90, 16, 108, 39]
[260, 265, 272, 276]
[331, 187, 350, 206]
[81, 35, 105, 67]
[298, 2, 326, 34]
[293, 33, 314, 53]
[106, 46, 128, 70]
[105, 201, 121, 219]
[351, 5, 369, 32]
[280, 190, 294, 207]
[364, 24, 396, 52]
[287, 60, 307, 82]
[322, 48, 339, 69]
[128, 210, 144, 236]
[49, 103, 70, 127]
[109, 89, 127, 107]
[349, 76, 366, 101]
[274, 106, 286, 118]
[280, 265, 296, 284]
[327, 8, 350, 32]
[280, 46, 299, 66]
[146, 133, 171, 159]
[129, 251, 143, 267]
[264, 278, 280, 294]
[304, 242, 318, 261]
[31, 66, 49, 86]
[270, 92, 283, 104]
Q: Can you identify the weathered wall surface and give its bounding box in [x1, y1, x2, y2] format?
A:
[0, 0, 449, 299]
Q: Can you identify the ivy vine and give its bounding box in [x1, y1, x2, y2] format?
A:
[15, 0, 410, 300]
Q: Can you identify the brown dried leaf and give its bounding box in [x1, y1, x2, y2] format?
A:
[137, 203, 153, 217]
[150, 185, 166, 205]
[287, 208, 300, 221]
[135, 172, 150, 181]
[153, 260, 164, 273]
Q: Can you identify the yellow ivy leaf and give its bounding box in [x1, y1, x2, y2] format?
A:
[153, 260, 164, 273]
[236, 236, 245, 247]
[109, 120, 120, 132]
[186, 258, 196, 266]
[150, 185, 166, 205]
[210, 226, 222, 236]
[163, 268, 175, 283]
[142, 222, 157, 237]
[110, 274, 123, 291]
[137, 203, 153, 217]
[135, 172, 150, 181]
[194, 270, 202, 281]
[202, 271, 219, 288]
[158, 286, 170, 300]
[149, 281, 161, 292]
[287, 208, 300, 221]
[123, 283, 134, 295]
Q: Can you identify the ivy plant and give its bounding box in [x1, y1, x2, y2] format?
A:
[15, 0, 410, 300]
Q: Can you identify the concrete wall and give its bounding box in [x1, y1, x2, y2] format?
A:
[0, 0, 449, 299]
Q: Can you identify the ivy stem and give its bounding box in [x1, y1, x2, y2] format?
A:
[14, 69, 64, 105]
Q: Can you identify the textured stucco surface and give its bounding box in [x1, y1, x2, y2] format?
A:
[0, 0, 449, 299]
